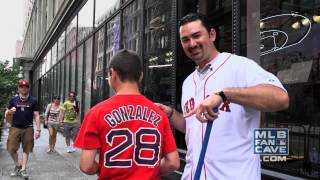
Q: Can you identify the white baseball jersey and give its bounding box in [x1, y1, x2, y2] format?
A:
[181, 52, 286, 180]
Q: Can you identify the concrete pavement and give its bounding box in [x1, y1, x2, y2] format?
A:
[0, 125, 96, 180]
[0, 125, 179, 180]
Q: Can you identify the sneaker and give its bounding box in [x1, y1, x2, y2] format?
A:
[66, 146, 72, 153]
[70, 146, 76, 152]
[10, 165, 21, 176]
[19, 169, 29, 179]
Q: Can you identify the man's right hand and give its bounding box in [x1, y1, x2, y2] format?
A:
[154, 103, 172, 117]
[155, 103, 186, 133]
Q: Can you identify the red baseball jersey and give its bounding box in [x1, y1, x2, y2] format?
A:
[74, 94, 177, 180]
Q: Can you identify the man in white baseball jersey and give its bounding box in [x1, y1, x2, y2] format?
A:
[156, 13, 289, 179]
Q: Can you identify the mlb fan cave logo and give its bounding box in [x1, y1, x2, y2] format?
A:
[254, 128, 289, 162]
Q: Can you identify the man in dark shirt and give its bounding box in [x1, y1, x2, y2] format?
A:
[5, 80, 40, 179]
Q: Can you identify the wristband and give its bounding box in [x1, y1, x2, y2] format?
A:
[215, 91, 227, 102]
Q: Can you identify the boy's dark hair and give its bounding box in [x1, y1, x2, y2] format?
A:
[178, 13, 211, 33]
[108, 49, 142, 82]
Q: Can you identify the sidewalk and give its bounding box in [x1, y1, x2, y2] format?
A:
[0, 125, 96, 180]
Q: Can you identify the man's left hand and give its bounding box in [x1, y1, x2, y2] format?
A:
[184, 94, 223, 122]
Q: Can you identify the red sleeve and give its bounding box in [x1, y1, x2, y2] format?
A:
[74, 110, 101, 149]
[161, 114, 177, 155]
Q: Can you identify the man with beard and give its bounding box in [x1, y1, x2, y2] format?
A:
[156, 13, 289, 180]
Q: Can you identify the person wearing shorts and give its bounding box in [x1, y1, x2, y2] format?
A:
[59, 91, 79, 153]
[6, 79, 40, 179]
[44, 96, 61, 153]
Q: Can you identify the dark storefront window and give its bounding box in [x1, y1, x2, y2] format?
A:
[78, 0, 94, 43]
[143, 0, 174, 105]
[260, 1, 320, 178]
[92, 28, 105, 105]
[205, 0, 232, 53]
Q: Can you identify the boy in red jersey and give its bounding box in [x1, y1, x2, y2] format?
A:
[74, 49, 179, 180]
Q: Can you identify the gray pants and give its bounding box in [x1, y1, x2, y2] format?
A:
[63, 122, 79, 141]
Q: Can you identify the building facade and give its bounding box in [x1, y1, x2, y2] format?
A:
[19, 0, 320, 179]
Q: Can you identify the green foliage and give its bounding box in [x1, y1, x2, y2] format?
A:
[0, 60, 21, 108]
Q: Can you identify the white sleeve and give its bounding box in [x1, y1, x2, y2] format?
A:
[241, 59, 286, 92]
[45, 103, 51, 117]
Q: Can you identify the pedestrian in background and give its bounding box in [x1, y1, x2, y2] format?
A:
[44, 95, 61, 153]
[5, 80, 41, 179]
[59, 91, 80, 153]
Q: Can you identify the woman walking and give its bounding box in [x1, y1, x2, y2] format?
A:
[44, 96, 61, 153]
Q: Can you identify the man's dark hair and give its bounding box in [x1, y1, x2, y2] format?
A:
[178, 13, 211, 32]
[52, 95, 60, 100]
[69, 91, 76, 97]
[109, 49, 142, 82]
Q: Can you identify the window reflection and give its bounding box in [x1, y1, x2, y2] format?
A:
[66, 16, 77, 53]
[58, 32, 65, 60]
[46, 50, 51, 72]
[93, 28, 105, 105]
[106, 15, 121, 61]
[77, 45, 84, 118]
[95, 0, 120, 27]
[56, 63, 60, 97]
[53, 66, 57, 96]
[105, 15, 121, 97]
[144, 0, 173, 105]
[41, 59, 45, 77]
[78, 0, 94, 43]
[65, 55, 70, 98]
[60, 59, 65, 100]
[84, 37, 93, 114]
[52, 43, 57, 66]
[70, 51, 76, 92]
[123, 0, 142, 53]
